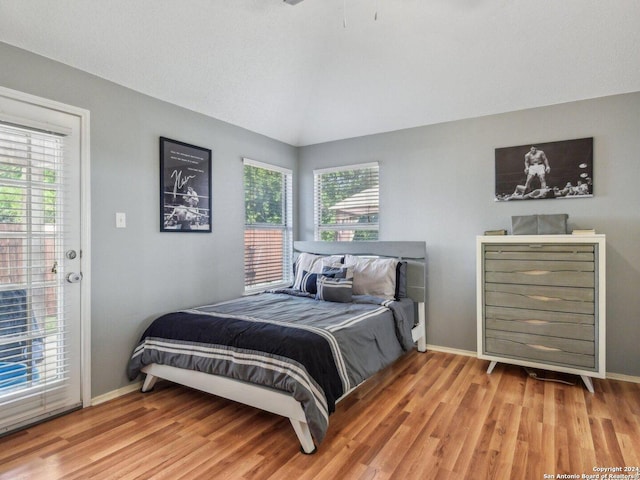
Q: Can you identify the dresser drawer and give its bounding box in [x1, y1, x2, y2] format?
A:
[484, 244, 594, 260]
[485, 330, 595, 369]
[485, 306, 594, 341]
[484, 260, 594, 287]
[485, 283, 594, 314]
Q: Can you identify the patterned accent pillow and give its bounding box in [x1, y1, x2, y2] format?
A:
[299, 266, 352, 295]
[315, 277, 353, 303]
[321, 265, 353, 280]
[299, 271, 320, 294]
[293, 253, 343, 290]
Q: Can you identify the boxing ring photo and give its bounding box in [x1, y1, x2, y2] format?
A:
[494, 137, 593, 202]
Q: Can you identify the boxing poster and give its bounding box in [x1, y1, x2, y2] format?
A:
[494, 137, 593, 202]
[160, 137, 212, 232]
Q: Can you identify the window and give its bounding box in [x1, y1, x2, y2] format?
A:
[314, 162, 379, 241]
[243, 159, 293, 291]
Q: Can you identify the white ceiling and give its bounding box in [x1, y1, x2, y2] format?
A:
[1, 0, 639, 146]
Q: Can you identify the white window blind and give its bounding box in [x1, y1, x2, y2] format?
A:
[243, 159, 293, 291]
[314, 162, 379, 241]
[0, 122, 77, 432]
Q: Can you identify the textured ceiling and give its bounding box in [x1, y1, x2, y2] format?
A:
[1, 0, 639, 146]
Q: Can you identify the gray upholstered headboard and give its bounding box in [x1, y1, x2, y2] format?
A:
[293, 241, 427, 305]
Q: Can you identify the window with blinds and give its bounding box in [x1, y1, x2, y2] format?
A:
[243, 159, 293, 291]
[0, 121, 75, 431]
[314, 162, 379, 241]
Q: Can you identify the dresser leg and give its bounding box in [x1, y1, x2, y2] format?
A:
[580, 375, 595, 393]
[487, 361, 497, 374]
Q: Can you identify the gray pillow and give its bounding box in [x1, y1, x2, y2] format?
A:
[300, 266, 351, 295]
[321, 265, 352, 279]
[344, 254, 398, 299]
[395, 261, 407, 299]
[293, 253, 343, 290]
[315, 277, 353, 303]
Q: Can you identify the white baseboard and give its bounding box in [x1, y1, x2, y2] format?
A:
[91, 381, 142, 406]
[426, 344, 477, 358]
[606, 372, 640, 384]
[427, 344, 640, 384]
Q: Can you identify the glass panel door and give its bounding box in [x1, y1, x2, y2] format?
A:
[0, 93, 82, 433]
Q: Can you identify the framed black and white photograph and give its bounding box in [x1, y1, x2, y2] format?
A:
[494, 137, 593, 202]
[160, 137, 212, 232]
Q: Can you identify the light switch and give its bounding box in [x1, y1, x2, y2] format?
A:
[116, 212, 126, 228]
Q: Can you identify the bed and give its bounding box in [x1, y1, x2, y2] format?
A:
[127, 241, 427, 454]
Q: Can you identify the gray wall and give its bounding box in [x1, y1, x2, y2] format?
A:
[299, 92, 640, 377]
[0, 42, 298, 397]
[2, 40, 638, 397]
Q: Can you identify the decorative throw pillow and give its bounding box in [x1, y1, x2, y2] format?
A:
[321, 265, 353, 280]
[293, 253, 343, 290]
[395, 261, 407, 299]
[299, 271, 320, 294]
[344, 254, 398, 299]
[299, 266, 352, 295]
[315, 277, 353, 303]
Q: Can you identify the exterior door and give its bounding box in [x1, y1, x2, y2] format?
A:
[0, 87, 88, 433]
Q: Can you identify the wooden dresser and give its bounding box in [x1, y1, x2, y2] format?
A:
[476, 234, 606, 392]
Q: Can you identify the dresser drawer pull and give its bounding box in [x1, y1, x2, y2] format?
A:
[523, 319, 550, 325]
[527, 344, 561, 352]
[520, 270, 551, 276]
[526, 295, 561, 302]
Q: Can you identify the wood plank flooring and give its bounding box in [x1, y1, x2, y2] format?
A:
[1, 351, 639, 479]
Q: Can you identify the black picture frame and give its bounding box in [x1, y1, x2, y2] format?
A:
[494, 137, 593, 202]
[160, 137, 212, 232]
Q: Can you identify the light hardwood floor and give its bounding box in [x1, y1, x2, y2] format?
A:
[1, 351, 639, 479]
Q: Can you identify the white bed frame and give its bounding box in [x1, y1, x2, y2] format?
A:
[141, 241, 427, 454]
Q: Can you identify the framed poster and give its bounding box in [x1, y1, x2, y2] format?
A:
[160, 137, 212, 232]
[494, 137, 593, 202]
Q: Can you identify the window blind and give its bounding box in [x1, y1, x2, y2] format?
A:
[0, 122, 77, 432]
[243, 159, 293, 291]
[314, 162, 379, 241]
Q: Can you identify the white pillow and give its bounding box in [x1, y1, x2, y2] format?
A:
[343, 254, 398, 299]
[293, 253, 343, 290]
